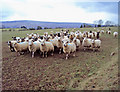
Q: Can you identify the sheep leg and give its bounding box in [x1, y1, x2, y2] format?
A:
[42, 52, 44, 58]
[45, 52, 48, 57]
[51, 51, 54, 56]
[21, 52, 24, 55]
[66, 54, 69, 60]
[32, 52, 34, 58]
[84, 47, 86, 51]
[17, 52, 20, 56]
[73, 52, 76, 57]
[59, 48, 62, 54]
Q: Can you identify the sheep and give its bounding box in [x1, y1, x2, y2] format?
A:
[88, 33, 93, 39]
[69, 34, 75, 42]
[62, 35, 70, 43]
[96, 32, 100, 39]
[113, 32, 118, 37]
[12, 36, 21, 41]
[82, 32, 87, 38]
[108, 31, 111, 34]
[47, 37, 58, 47]
[48, 34, 54, 39]
[27, 34, 32, 39]
[14, 42, 29, 55]
[72, 38, 80, 50]
[44, 32, 48, 36]
[92, 31, 97, 39]
[39, 39, 54, 58]
[82, 37, 93, 50]
[100, 30, 104, 34]
[7, 40, 17, 52]
[57, 37, 63, 54]
[92, 39, 101, 51]
[75, 32, 83, 43]
[62, 41, 76, 60]
[28, 40, 41, 58]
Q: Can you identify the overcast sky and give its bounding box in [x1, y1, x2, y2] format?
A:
[1, 0, 119, 24]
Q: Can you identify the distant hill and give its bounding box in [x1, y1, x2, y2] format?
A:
[1, 20, 95, 29]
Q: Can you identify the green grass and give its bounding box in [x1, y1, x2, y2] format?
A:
[1, 27, 118, 42]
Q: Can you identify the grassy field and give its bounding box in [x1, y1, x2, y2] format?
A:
[1, 27, 119, 90]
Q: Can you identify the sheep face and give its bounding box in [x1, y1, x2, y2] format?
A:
[40, 40, 45, 46]
[28, 39, 33, 46]
[76, 34, 79, 39]
[73, 38, 77, 43]
[63, 41, 69, 47]
[57, 37, 61, 42]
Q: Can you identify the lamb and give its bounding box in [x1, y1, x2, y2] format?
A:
[62, 41, 76, 60]
[92, 39, 101, 51]
[113, 32, 118, 37]
[39, 39, 54, 58]
[14, 42, 29, 55]
[28, 40, 41, 58]
[82, 37, 93, 50]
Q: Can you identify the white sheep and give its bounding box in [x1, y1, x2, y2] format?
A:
[39, 39, 54, 58]
[92, 31, 97, 39]
[14, 42, 29, 55]
[100, 30, 104, 34]
[12, 36, 21, 41]
[62, 36, 70, 43]
[48, 37, 58, 47]
[108, 31, 111, 34]
[88, 33, 93, 39]
[28, 40, 40, 58]
[92, 39, 101, 51]
[27, 34, 32, 39]
[7, 40, 17, 52]
[72, 38, 80, 49]
[57, 37, 63, 54]
[113, 32, 118, 37]
[82, 37, 93, 50]
[62, 41, 76, 60]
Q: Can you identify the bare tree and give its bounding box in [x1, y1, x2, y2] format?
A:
[105, 20, 115, 26]
[98, 19, 103, 27]
[93, 19, 103, 27]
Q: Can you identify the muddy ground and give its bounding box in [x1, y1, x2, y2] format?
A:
[2, 27, 119, 90]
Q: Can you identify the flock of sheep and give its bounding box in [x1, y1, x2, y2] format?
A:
[7, 28, 118, 60]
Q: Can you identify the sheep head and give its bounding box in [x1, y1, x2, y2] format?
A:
[62, 41, 69, 47]
[39, 39, 45, 46]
